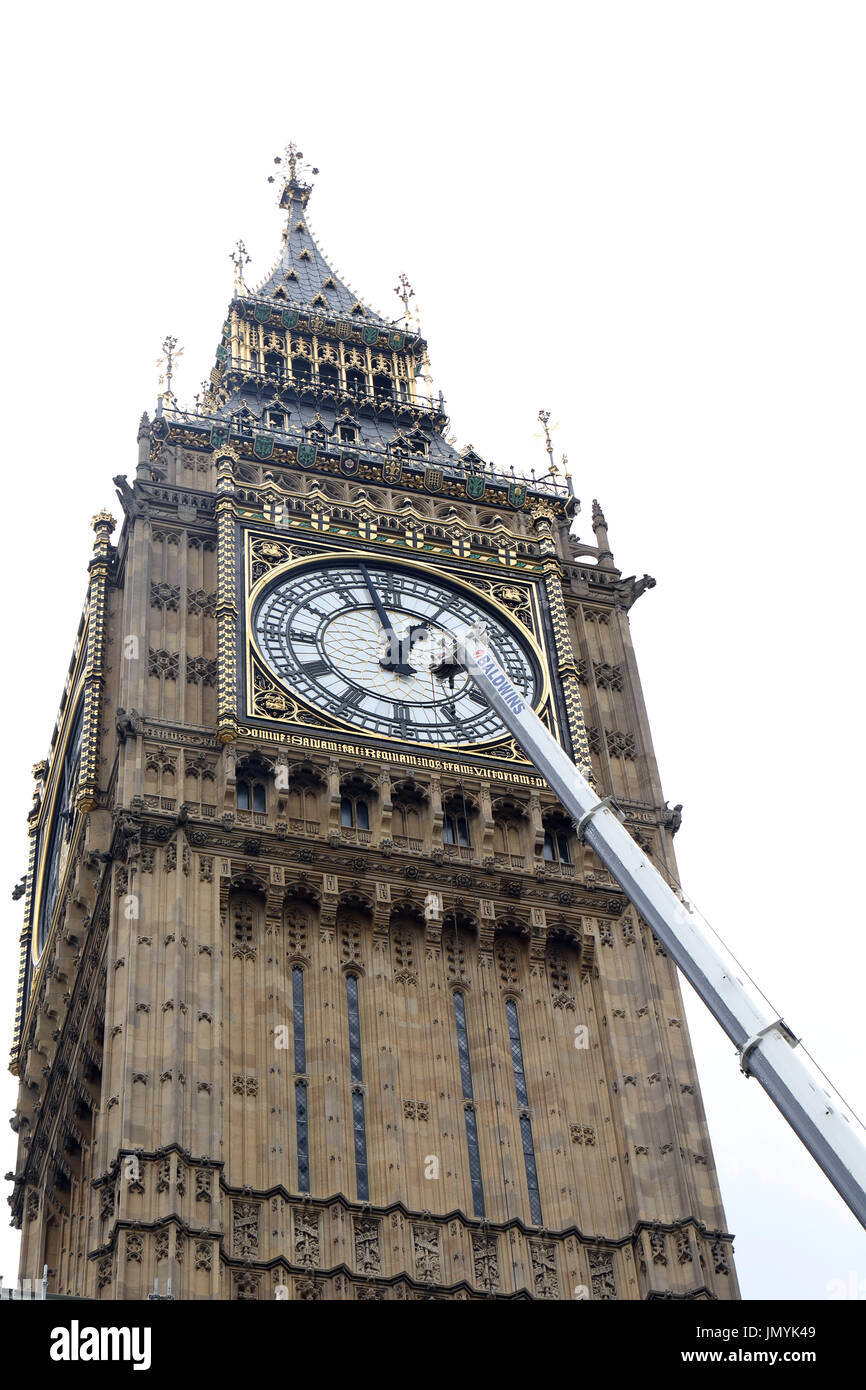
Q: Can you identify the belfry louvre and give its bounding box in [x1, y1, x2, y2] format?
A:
[8, 150, 738, 1300]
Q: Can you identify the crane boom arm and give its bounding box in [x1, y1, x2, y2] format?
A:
[452, 629, 866, 1230]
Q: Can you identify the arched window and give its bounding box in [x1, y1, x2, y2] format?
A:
[443, 811, 470, 848]
[237, 780, 267, 814]
[504, 998, 542, 1226]
[341, 795, 369, 830]
[264, 351, 284, 379]
[318, 361, 339, 390]
[345, 973, 369, 1200]
[292, 966, 310, 1192]
[543, 826, 571, 864]
[346, 368, 366, 397]
[372, 373, 394, 402]
[453, 990, 484, 1217]
[292, 356, 312, 386]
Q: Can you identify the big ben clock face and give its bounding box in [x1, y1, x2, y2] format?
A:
[253, 560, 541, 746]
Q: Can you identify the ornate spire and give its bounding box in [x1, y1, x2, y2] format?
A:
[252, 145, 387, 323]
[591, 499, 615, 568]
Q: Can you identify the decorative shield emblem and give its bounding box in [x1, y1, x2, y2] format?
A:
[424, 466, 443, 493]
[254, 304, 271, 324]
[498, 542, 517, 567]
[383, 456, 403, 484]
[359, 517, 378, 542]
[388, 330, 404, 351]
[216, 344, 227, 363]
[362, 326, 378, 346]
[335, 320, 350, 338]
[261, 691, 291, 715]
[281, 309, 299, 329]
[405, 527, 425, 550]
[466, 473, 485, 501]
[340, 453, 359, 476]
[254, 435, 274, 460]
[451, 534, 470, 558]
[310, 315, 324, 333]
[508, 482, 527, 509]
[310, 509, 331, 532]
[210, 424, 230, 449]
[151, 417, 169, 441]
[297, 443, 317, 467]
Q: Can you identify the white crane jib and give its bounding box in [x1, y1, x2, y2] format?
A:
[428, 622, 866, 1232]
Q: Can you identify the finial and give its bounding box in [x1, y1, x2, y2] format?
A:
[156, 335, 183, 405]
[91, 510, 117, 536]
[394, 272, 415, 324]
[534, 409, 561, 471]
[268, 142, 319, 197]
[230, 239, 250, 293]
[591, 499, 607, 530]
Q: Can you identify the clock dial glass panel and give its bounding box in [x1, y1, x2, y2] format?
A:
[253, 561, 539, 745]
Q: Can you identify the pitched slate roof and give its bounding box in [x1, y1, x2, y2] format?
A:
[253, 178, 388, 325]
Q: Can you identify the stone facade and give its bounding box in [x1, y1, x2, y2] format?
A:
[7, 159, 737, 1300]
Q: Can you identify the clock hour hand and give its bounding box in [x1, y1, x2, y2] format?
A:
[358, 563, 416, 676]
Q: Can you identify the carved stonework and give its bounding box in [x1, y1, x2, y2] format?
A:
[294, 1208, 320, 1265]
[589, 1249, 617, 1300]
[712, 1240, 730, 1275]
[233, 1270, 260, 1301]
[413, 1223, 441, 1283]
[232, 1200, 260, 1257]
[649, 1229, 667, 1266]
[354, 1217, 381, 1274]
[529, 1239, 559, 1298]
[472, 1233, 500, 1290]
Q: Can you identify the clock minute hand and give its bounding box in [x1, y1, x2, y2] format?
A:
[358, 563, 415, 676]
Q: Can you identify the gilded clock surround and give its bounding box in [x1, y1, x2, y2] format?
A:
[244, 546, 555, 754]
[7, 154, 737, 1301]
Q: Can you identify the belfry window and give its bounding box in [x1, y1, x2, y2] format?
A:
[346, 368, 366, 397]
[264, 352, 284, 379]
[292, 357, 312, 386]
[340, 795, 369, 831]
[338, 423, 358, 444]
[372, 373, 394, 401]
[318, 361, 339, 390]
[265, 408, 287, 431]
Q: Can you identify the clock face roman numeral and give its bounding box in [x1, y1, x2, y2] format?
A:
[254, 562, 537, 747]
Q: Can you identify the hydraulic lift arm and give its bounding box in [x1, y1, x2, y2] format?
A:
[439, 626, 866, 1230]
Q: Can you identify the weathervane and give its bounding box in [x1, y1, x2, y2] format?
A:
[394, 272, 415, 325]
[230, 239, 250, 293]
[268, 142, 319, 193]
[156, 335, 183, 404]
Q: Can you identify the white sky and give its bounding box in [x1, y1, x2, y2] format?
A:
[1, 1, 864, 1299]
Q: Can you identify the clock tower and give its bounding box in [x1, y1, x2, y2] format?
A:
[8, 150, 739, 1300]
